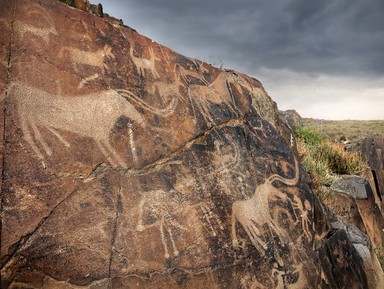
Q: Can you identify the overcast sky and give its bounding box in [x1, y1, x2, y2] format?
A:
[100, 0, 384, 120]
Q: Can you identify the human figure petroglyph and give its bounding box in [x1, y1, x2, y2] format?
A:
[231, 158, 299, 256]
[12, 81, 145, 168]
[130, 45, 161, 79]
[136, 189, 187, 258]
[291, 195, 312, 242]
[59, 44, 115, 77]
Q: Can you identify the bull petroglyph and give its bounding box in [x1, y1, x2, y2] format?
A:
[12, 81, 145, 168]
[12, 81, 180, 168]
[231, 158, 299, 255]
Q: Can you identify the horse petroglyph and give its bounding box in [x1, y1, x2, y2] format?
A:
[231, 158, 299, 256]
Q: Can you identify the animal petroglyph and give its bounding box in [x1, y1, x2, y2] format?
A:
[130, 45, 161, 79]
[231, 158, 299, 256]
[13, 4, 57, 43]
[12, 81, 146, 168]
[116, 89, 177, 117]
[136, 189, 187, 258]
[13, 80, 180, 167]
[187, 72, 239, 124]
[59, 45, 115, 78]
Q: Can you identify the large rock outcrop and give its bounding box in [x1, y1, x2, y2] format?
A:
[0, 0, 383, 288]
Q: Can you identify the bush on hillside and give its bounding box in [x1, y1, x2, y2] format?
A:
[295, 126, 366, 200]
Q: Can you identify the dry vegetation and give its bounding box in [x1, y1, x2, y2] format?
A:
[302, 118, 384, 141]
[295, 126, 366, 201]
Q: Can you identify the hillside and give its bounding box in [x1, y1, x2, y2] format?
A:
[302, 118, 384, 141]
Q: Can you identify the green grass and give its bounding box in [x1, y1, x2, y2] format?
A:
[375, 247, 384, 271]
[302, 119, 384, 142]
[295, 126, 366, 201]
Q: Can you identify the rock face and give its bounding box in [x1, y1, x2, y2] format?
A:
[279, 109, 302, 131]
[329, 175, 384, 248]
[351, 134, 384, 207]
[0, 0, 383, 288]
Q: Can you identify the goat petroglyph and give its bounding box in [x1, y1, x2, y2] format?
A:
[130, 45, 161, 79]
[231, 158, 299, 255]
[59, 44, 115, 77]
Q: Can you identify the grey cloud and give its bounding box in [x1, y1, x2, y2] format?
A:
[101, 0, 384, 76]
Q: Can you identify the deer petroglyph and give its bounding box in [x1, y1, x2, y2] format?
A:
[231, 158, 299, 255]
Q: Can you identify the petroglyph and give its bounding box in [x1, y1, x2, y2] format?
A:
[197, 203, 225, 237]
[291, 195, 312, 242]
[130, 45, 161, 78]
[59, 44, 115, 76]
[231, 158, 299, 255]
[12, 81, 145, 168]
[136, 189, 187, 258]
[187, 72, 239, 124]
[116, 88, 177, 117]
[13, 4, 57, 42]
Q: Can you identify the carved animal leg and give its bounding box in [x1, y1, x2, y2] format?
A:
[102, 139, 128, 168]
[96, 140, 119, 167]
[245, 221, 267, 255]
[30, 121, 52, 156]
[128, 126, 138, 165]
[47, 127, 70, 147]
[166, 226, 179, 256]
[231, 210, 239, 248]
[269, 220, 289, 244]
[159, 221, 170, 259]
[21, 119, 46, 166]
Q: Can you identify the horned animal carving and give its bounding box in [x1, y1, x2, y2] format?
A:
[11, 82, 177, 168]
[231, 158, 299, 255]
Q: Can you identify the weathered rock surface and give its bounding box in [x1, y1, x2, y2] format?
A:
[279, 109, 302, 131]
[350, 134, 384, 208]
[0, 0, 383, 288]
[328, 175, 384, 248]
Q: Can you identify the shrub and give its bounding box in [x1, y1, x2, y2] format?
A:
[295, 126, 366, 200]
[375, 247, 384, 270]
[312, 141, 364, 175]
[295, 127, 324, 146]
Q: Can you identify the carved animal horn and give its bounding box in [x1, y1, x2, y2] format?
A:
[267, 157, 299, 186]
[116, 89, 177, 117]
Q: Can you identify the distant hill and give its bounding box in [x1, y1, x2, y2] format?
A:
[302, 118, 384, 141]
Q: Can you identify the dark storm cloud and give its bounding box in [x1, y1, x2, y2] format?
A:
[101, 0, 384, 76]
